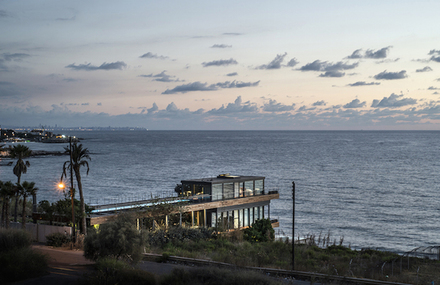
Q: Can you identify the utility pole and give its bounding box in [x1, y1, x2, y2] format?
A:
[70, 136, 75, 243]
[292, 181, 295, 271]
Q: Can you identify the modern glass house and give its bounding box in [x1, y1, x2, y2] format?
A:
[179, 174, 279, 230]
[87, 174, 279, 231]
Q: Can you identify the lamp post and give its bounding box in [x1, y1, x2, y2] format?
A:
[292, 181, 295, 271]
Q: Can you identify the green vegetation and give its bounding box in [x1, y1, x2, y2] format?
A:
[62, 142, 91, 235]
[46, 232, 72, 247]
[17, 181, 38, 229]
[243, 218, 275, 243]
[0, 229, 48, 283]
[80, 258, 156, 285]
[84, 213, 144, 264]
[159, 267, 284, 285]
[146, 226, 440, 284]
[9, 144, 31, 223]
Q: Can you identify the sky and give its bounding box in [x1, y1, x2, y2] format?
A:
[1, 0, 440, 130]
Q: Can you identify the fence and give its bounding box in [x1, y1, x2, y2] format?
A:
[9, 222, 72, 243]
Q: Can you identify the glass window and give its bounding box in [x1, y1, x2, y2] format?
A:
[260, 206, 264, 219]
[250, 207, 254, 225]
[234, 210, 238, 228]
[244, 208, 248, 227]
[245, 181, 254, 197]
[211, 212, 216, 227]
[255, 180, 263, 195]
[223, 183, 233, 199]
[239, 209, 243, 228]
[239, 183, 244, 197]
[183, 184, 191, 196]
[212, 184, 222, 201]
[234, 182, 240, 198]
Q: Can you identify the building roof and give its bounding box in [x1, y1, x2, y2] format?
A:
[181, 174, 265, 184]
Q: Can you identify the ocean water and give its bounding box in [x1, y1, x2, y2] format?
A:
[1, 130, 439, 253]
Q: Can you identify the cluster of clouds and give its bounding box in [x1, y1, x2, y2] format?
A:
[2, 91, 436, 130]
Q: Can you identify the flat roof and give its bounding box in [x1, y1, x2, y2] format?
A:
[181, 174, 265, 184]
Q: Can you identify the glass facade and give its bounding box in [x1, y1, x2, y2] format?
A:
[245, 181, 254, 197]
[212, 184, 222, 201]
[255, 180, 263, 195]
[223, 183, 234, 199]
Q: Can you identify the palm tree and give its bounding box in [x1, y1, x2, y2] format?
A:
[62, 142, 90, 235]
[9, 144, 31, 222]
[18, 181, 38, 229]
[0, 181, 15, 229]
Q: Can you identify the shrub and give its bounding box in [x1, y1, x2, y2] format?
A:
[82, 258, 156, 285]
[159, 266, 284, 285]
[0, 228, 32, 252]
[243, 219, 275, 243]
[0, 248, 48, 283]
[84, 213, 144, 264]
[46, 232, 71, 247]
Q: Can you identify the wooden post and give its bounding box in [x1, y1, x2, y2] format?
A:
[292, 181, 295, 271]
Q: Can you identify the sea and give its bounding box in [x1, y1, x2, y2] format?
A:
[1, 130, 439, 254]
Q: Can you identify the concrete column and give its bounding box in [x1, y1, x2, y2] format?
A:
[179, 212, 182, 227]
[191, 211, 194, 227]
[165, 215, 169, 229]
[203, 209, 206, 228]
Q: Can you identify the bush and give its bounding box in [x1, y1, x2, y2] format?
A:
[0, 229, 48, 283]
[84, 213, 144, 264]
[147, 226, 216, 248]
[81, 258, 156, 285]
[46, 232, 71, 247]
[0, 228, 32, 252]
[243, 219, 275, 243]
[159, 266, 283, 285]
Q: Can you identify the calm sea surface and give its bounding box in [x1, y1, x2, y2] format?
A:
[1, 131, 439, 253]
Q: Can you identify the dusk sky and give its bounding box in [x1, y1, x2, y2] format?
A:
[1, 1, 440, 130]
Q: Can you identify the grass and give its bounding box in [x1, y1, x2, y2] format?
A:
[146, 227, 440, 285]
[0, 229, 48, 284]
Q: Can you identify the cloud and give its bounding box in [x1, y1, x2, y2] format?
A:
[262, 99, 295, 112]
[347, 81, 380, 87]
[347, 46, 391, 59]
[428, 50, 440, 55]
[207, 96, 258, 115]
[0, 10, 10, 18]
[211, 44, 232, 48]
[319, 71, 345, 77]
[312, 100, 326, 106]
[286, 58, 299, 67]
[300, 60, 358, 77]
[226, 72, 238, 77]
[428, 86, 439, 90]
[65, 61, 127, 71]
[373, 70, 407, 80]
[147, 102, 159, 113]
[430, 56, 440, 62]
[162, 80, 260, 94]
[343, 99, 366, 108]
[256, 53, 288, 69]
[371, 93, 417, 108]
[416, 66, 432, 72]
[223, 33, 242, 36]
[202, 58, 238, 67]
[56, 16, 76, 21]
[139, 71, 181, 82]
[139, 52, 169, 60]
[0, 81, 20, 98]
[2, 53, 31, 61]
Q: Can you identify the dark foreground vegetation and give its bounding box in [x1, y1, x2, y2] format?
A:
[80, 214, 440, 284]
[0, 229, 48, 284]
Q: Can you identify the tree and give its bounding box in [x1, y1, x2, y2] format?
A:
[0, 181, 15, 229]
[62, 142, 90, 235]
[9, 144, 31, 222]
[18, 181, 38, 229]
[84, 213, 144, 264]
[243, 218, 275, 243]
